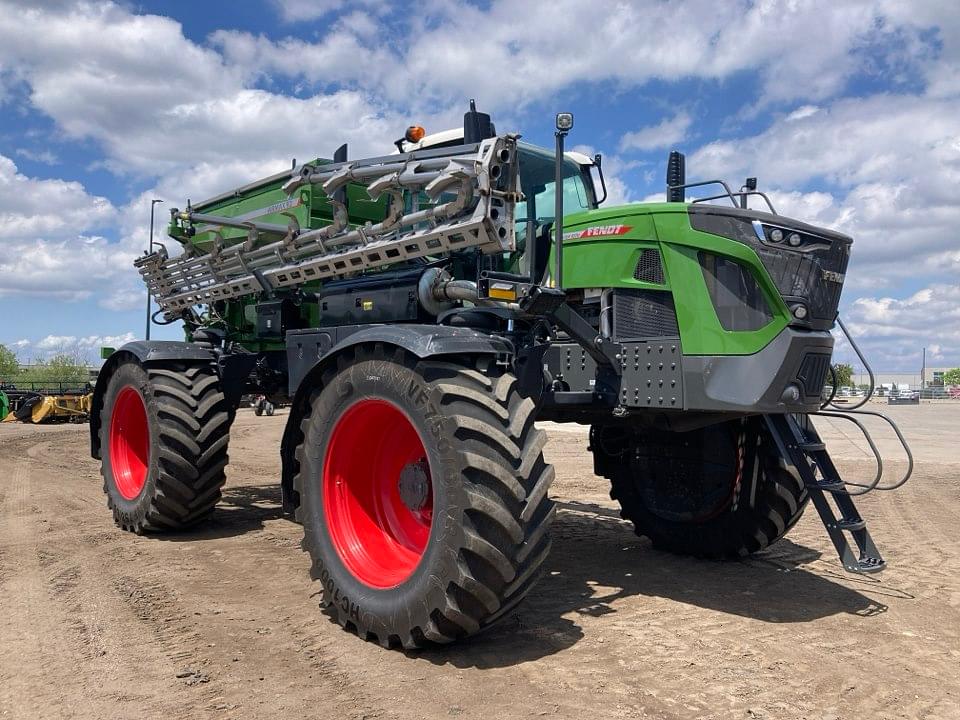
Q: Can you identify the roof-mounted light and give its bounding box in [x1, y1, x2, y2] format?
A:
[404, 125, 426, 144]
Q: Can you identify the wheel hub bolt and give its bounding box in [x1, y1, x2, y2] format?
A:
[398, 459, 431, 512]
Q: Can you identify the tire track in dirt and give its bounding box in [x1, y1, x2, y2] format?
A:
[0, 458, 117, 717]
[3, 436, 226, 719]
[140, 519, 403, 720]
[17, 429, 397, 719]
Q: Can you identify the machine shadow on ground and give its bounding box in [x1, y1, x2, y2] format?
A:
[420, 499, 894, 669]
[156, 481, 895, 669]
[155, 483, 286, 541]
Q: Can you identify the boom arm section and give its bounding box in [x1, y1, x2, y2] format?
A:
[138, 135, 522, 319]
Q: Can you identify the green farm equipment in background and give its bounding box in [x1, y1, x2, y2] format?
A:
[89, 101, 912, 649]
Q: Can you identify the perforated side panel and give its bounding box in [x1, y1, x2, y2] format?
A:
[613, 289, 679, 340]
[633, 248, 665, 284]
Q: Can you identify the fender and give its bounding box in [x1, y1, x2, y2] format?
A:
[279, 323, 512, 515]
[89, 341, 216, 459]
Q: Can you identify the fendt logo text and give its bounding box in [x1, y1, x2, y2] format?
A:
[563, 225, 633, 241]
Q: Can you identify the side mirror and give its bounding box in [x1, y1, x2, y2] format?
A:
[593, 153, 608, 205]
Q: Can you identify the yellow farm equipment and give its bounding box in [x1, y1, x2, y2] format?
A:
[1, 391, 93, 424]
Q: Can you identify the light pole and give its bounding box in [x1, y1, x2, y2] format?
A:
[145, 199, 163, 340]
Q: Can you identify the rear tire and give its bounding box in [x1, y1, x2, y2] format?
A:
[592, 418, 808, 558]
[294, 347, 555, 648]
[100, 360, 232, 533]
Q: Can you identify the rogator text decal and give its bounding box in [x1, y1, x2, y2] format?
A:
[563, 225, 633, 241]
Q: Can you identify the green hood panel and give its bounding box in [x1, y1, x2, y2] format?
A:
[558, 203, 791, 356]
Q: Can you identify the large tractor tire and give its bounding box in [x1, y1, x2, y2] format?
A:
[293, 347, 555, 649]
[591, 417, 808, 558]
[99, 359, 232, 533]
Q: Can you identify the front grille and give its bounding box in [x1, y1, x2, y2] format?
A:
[688, 207, 851, 331]
[754, 245, 847, 328]
[633, 248, 665, 284]
[613, 289, 679, 340]
[796, 352, 831, 399]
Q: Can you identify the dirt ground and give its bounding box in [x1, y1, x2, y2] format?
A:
[1, 402, 958, 720]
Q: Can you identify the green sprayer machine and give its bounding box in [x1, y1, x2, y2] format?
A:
[91, 103, 912, 648]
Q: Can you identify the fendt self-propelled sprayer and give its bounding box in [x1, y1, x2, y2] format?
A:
[90, 103, 912, 649]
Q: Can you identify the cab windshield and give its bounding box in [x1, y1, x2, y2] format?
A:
[515, 144, 594, 247]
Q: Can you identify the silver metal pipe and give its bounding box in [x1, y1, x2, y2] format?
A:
[182, 211, 290, 236]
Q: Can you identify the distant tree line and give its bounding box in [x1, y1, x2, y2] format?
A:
[0, 343, 91, 388]
[833, 363, 854, 388]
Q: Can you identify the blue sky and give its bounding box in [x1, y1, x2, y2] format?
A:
[0, 0, 958, 370]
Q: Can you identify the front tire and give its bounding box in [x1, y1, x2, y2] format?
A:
[592, 418, 808, 558]
[294, 347, 555, 648]
[100, 360, 232, 533]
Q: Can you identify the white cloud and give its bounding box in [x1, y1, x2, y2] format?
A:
[688, 92, 960, 279]
[35, 334, 77, 351]
[785, 105, 821, 122]
[1, 1, 950, 182]
[0, 154, 129, 303]
[0, 234, 134, 302]
[25, 332, 135, 360]
[838, 283, 960, 368]
[270, 0, 386, 23]
[207, 1, 947, 116]
[0, 3, 410, 177]
[81, 332, 136, 348]
[0, 154, 114, 239]
[620, 112, 692, 153]
[14, 148, 58, 165]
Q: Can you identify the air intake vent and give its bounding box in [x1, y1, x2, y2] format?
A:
[633, 249, 665, 284]
[613, 289, 679, 340]
[797, 353, 832, 400]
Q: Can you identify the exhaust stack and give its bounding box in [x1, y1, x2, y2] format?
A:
[666, 150, 686, 202]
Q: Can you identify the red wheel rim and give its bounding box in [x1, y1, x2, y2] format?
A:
[323, 399, 433, 589]
[109, 386, 149, 500]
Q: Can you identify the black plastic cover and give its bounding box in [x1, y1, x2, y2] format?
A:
[318, 268, 421, 326]
[699, 252, 774, 332]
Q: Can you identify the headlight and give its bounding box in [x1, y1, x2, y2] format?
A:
[751, 220, 832, 252]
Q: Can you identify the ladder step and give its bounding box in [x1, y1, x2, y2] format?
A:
[806, 480, 846, 492]
[798, 441, 826, 452]
[833, 517, 866, 531]
[854, 557, 886, 573]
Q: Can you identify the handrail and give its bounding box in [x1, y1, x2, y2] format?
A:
[829, 316, 874, 410]
[818, 410, 914, 490]
[818, 409, 914, 492]
[691, 190, 778, 214]
[812, 411, 883, 495]
[666, 179, 739, 208]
